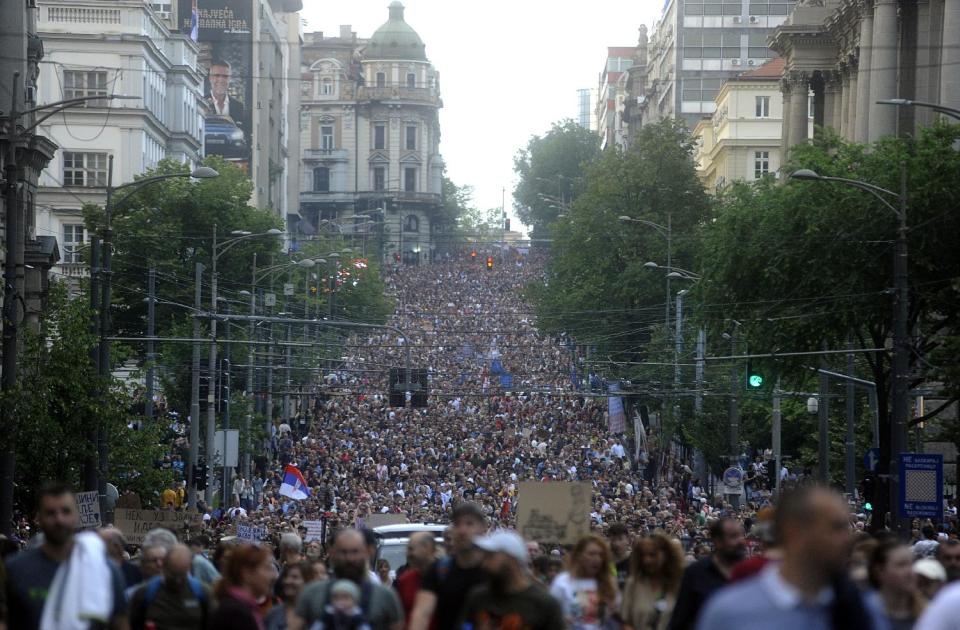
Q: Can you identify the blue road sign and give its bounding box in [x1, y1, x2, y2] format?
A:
[899, 453, 944, 519]
[864, 448, 881, 472]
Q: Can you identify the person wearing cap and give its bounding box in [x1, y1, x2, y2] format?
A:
[409, 502, 487, 630]
[913, 558, 947, 601]
[460, 530, 562, 629]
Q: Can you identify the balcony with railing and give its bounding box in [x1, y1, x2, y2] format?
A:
[304, 148, 350, 161]
[359, 83, 441, 106]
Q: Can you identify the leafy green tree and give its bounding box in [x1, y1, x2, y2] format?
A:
[513, 120, 601, 238]
[699, 124, 960, 521]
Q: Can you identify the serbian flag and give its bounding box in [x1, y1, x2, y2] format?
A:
[279, 465, 310, 500]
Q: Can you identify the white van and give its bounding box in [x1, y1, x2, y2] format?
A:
[373, 523, 447, 582]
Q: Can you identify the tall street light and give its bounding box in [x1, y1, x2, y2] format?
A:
[876, 99, 960, 121]
[205, 226, 282, 504]
[620, 215, 673, 336]
[99, 159, 217, 520]
[790, 166, 909, 534]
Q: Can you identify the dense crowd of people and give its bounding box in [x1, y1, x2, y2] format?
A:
[2, 250, 959, 630]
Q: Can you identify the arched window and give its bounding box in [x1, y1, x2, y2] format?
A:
[313, 167, 330, 192]
[404, 214, 419, 232]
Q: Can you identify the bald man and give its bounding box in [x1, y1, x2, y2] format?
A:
[396, 532, 438, 623]
[293, 528, 403, 630]
[129, 543, 211, 630]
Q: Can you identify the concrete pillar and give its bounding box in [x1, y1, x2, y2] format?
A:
[941, 0, 960, 111]
[868, 0, 899, 141]
[781, 79, 793, 150]
[788, 72, 810, 150]
[915, 0, 933, 129]
[823, 71, 840, 134]
[839, 64, 850, 137]
[855, 1, 875, 143]
[848, 71, 859, 141]
[833, 66, 846, 135]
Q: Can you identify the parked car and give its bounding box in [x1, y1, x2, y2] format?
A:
[374, 523, 446, 582]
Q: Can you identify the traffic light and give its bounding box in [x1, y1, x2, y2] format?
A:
[193, 461, 208, 490]
[486, 256, 494, 270]
[471, 250, 477, 260]
[861, 472, 876, 511]
[746, 361, 764, 389]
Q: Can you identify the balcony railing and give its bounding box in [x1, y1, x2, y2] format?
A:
[359, 84, 441, 105]
[304, 148, 349, 161]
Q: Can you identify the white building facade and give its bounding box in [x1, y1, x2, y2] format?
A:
[34, 0, 205, 281]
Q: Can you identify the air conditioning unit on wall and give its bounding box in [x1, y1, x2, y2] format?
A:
[749, 15, 759, 23]
[732, 15, 742, 23]
[731, 59, 741, 66]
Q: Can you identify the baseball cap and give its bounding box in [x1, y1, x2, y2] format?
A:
[913, 558, 947, 582]
[473, 530, 529, 565]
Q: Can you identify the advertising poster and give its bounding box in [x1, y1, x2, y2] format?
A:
[179, 0, 253, 168]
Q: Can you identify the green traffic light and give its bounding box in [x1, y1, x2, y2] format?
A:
[864, 502, 873, 511]
[748, 374, 764, 388]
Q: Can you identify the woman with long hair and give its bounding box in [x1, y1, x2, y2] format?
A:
[211, 543, 278, 630]
[868, 538, 926, 630]
[550, 534, 620, 629]
[620, 532, 684, 630]
[265, 560, 316, 630]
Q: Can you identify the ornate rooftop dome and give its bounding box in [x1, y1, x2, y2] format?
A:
[366, 2, 427, 61]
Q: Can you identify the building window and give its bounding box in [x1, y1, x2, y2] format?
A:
[404, 214, 419, 232]
[404, 167, 417, 192]
[63, 151, 108, 187]
[406, 72, 416, 88]
[373, 167, 386, 191]
[754, 151, 770, 178]
[62, 224, 84, 263]
[313, 167, 330, 192]
[755, 95, 770, 118]
[320, 77, 333, 95]
[321, 125, 335, 150]
[63, 70, 107, 106]
[374, 124, 386, 150]
[405, 125, 417, 151]
[376, 72, 386, 88]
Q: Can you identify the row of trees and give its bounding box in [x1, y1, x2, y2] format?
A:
[10, 157, 397, 510]
[521, 118, 960, 494]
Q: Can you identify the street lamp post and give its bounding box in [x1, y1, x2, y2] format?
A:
[876, 99, 960, 121]
[205, 227, 282, 504]
[790, 165, 909, 534]
[100, 158, 218, 519]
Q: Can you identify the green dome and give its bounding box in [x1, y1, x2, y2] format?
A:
[366, 2, 427, 61]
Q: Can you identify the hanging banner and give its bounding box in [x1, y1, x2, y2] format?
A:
[608, 383, 626, 433]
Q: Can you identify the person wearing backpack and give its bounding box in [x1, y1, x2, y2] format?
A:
[129, 544, 212, 630]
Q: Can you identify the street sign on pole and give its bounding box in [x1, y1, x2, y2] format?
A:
[213, 429, 240, 468]
[722, 467, 744, 496]
[864, 448, 881, 472]
[263, 293, 276, 307]
[899, 453, 943, 519]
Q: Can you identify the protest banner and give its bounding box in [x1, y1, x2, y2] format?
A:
[115, 509, 202, 545]
[75, 491, 101, 528]
[237, 523, 269, 542]
[516, 481, 591, 545]
[304, 520, 324, 542]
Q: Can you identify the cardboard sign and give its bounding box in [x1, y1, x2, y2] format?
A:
[516, 481, 591, 545]
[115, 509, 202, 545]
[75, 491, 102, 529]
[304, 520, 324, 542]
[237, 523, 268, 542]
[362, 513, 409, 528]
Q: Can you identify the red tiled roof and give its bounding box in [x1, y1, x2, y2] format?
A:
[738, 57, 785, 79]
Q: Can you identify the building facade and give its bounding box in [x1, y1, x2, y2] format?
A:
[34, 0, 205, 282]
[627, 0, 796, 137]
[298, 2, 445, 265]
[771, 0, 959, 151]
[595, 48, 636, 149]
[694, 58, 814, 189]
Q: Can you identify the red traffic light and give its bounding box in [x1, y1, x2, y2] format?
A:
[486, 256, 494, 269]
[471, 250, 477, 258]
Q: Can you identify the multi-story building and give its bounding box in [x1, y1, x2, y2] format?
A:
[771, 0, 959, 151]
[629, 0, 796, 134]
[297, 2, 445, 265]
[34, 0, 206, 282]
[595, 48, 636, 149]
[694, 58, 814, 189]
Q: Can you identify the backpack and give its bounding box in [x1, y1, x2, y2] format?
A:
[133, 575, 208, 629]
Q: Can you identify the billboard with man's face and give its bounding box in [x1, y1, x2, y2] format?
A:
[179, 0, 253, 168]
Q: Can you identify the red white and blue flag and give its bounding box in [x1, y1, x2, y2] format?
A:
[279, 464, 310, 500]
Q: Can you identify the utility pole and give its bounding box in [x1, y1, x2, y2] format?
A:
[97, 156, 116, 523]
[845, 334, 856, 496]
[221, 302, 232, 506]
[145, 266, 156, 419]
[206, 225, 218, 504]
[245, 253, 256, 481]
[187, 262, 204, 509]
[818, 341, 830, 484]
[83, 237, 101, 492]
[772, 378, 782, 498]
[890, 161, 910, 535]
[728, 326, 740, 509]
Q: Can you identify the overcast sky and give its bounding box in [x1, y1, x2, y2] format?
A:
[300, 1, 662, 231]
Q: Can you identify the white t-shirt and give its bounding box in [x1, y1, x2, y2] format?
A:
[550, 572, 614, 630]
